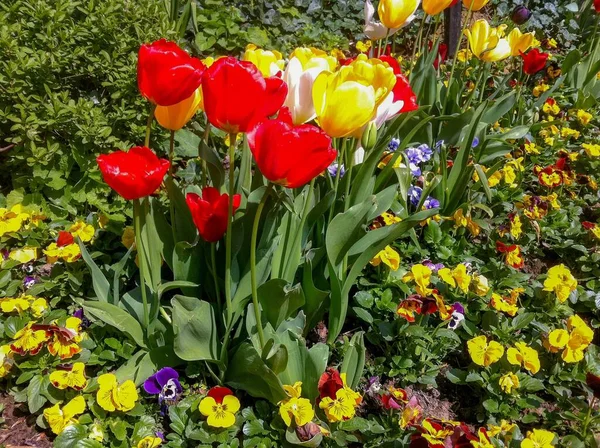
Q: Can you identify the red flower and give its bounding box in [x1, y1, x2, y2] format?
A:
[393, 74, 419, 113]
[520, 49, 549, 75]
[318, 368, 343, 401]
[57, 231, 74, 247]
[201, 57, 287, 134]
[97, 147, 170, 201]
[247, 112, 336, 188]
[586, 372, 600, 398]
[595, 0, 600, 12]
[429, 42, 448, 69]
[137, 39, 205, 106]
[583, 221, 596, 230]
[186, 188, 241, 243]
[378, 55, 402, 74]
[207, 386, 235, 403]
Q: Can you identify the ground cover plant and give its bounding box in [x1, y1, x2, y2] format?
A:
[1, 0, 600, 447]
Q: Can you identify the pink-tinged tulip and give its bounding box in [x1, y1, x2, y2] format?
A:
[364, 0, 400, 40]
[186, 188, 241, 242]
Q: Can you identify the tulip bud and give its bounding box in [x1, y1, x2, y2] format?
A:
[296, 422, 322, 442]
[511, 5, 531, 25]
[361, 122, 378, 151]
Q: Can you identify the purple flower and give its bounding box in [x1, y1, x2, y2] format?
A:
[366, 376, 382, 395]
[511, 5, 531, 25]
[1, 249, 8, 260]
[448, 302, 465, 330]
[23, 276, 37, 289]
[156, 432, 165, 441]
[408, 186, 422, 207]
[409, 163, 421, 177]
[471, 137, 480, 148]
[73, 309, 90, 329]
[144, 367, 182, 411]
[388, 138, 400, 151]
[327, 163, 345, 178]
[406, 144, 432, 165]
[434, 140, 444, 151]
[423, 196, 440, 209]
[422, 260, 444, 272]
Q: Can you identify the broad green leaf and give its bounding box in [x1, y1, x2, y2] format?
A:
[83, 300, 146, 348]
[171, 295, 218, 361]
[340, 332, 365, 390]
[78, 240, 111, 303]
[258, 279, 305, 330]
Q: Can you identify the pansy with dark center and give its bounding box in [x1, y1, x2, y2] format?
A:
[144, 367, 182, 411]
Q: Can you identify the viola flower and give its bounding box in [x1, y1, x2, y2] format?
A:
[467, 335, 504, 367]
[407, 186, 422, 207]
[577, 109, 593, 126]
[496, 241, 524, 269]
[521, 429, 556, 448]
[396, 296, 423, 322]
[97, 373, 139, 412]
[318, 373, 362, 423]
[542, 98, 560, 115]
[44, 231, 81, 264]
[380, 386, 407, 410]
[423, 197, 440, 210]
[402, 264, 434, 296]
[470, 274, 490, 296]
[186, 188, 241, 243]
[317, 368, 343, 402]
[137, 39, 205, 106]
[279, 382, 315, 427]
[202, 56, 287, 134]
[137, 436, 162, 448]
[43, 396, 86, 435]
[370, 245, 401, 271]
[583, 222, 600, 240]
[8, 247, 38, 264]
[23, 275, 37, 289]
[10, 322, 50, 356]
[487, 420, 516, 437]
[507, 342, 540, 374]
[144, 367, 182, 412]
[97, 147, 170, 201]
[499, 373, 519, 394]
[543, 264, 577, 303]
[68, 221, 95, 242]
[47, 317, 84, 360]
[448, 303, 465, 330]
[399, 396, 422, 429]
[490, 292, 519, 317]
[583, 143, 600, 157]
[437, 264, 471, 293]
[509, 213, 523, 239]
[199, 386, 240, 428]
[452, 209, 480, 236]
[410, 418, 454, 447]
[49, 362, 88, 390]
[546, 315, 593, 363]
[327, 162, 345, 178]
[0, 345, 14, 378]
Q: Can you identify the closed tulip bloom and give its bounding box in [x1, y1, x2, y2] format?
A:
[247, 110, 336, 188]
[465, 20, 511, 62]
[595, 0, 600, 13]
[521, 48, 549, 75]
[423, 0, 458, 16]
[97, 147, 170, 200]
[462, 0, 489, 11]
[186, 188, 241, 242]
[507, 28, 535, 56]
[364, 0, 400, 40]
[378, 56, 419, 113]
[154, 87, 203, 131]
[138, 39, 205, 106]
[510, 5, 532, 25]
[201, 57, 287, 134]
[378, 0, 420, 29]
[312, 54, 396, 138]
[242, 44, 285, 77]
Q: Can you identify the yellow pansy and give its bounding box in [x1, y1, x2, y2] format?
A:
[453, 209, 480, 236]
[69, 221, 95, 242]
[577, 109, 592, 125]
[402, 264, 433, 296]
[499, 372, 519, 394]
[521, 429, 556, 448]
[199, 388, 241, 428]
[507, 28, 534, 56]
[457, 49, 473, 62]
[50, 362, 88, 390]
[470, 274, 490, 296]
[370, 245, 401, 271]
[48, 317, 84, 360]
[278, 382, 315, 427]
[524, 142, 539, 154]
[490, 292, 519, 317]
[0, 345, 14, 378]
[122, 226, 136, 249]
[96, 373, 138, 412]
[0, 204, 29, 237]
[312, 54, 396, 138]
[561, 127, 580, 140]
[546, 315, 594, 363]
[542, 101, 560, 116]
[467, 335, 504, 367]
[137, 436, 162, 448]
[510, 214, 522, 239]
[437, 264, 471, 293]
[465, 20, 510, 62]
[462, 0, 490, 11]
[320, 387, 358, 422]
[543, 264, 576, 303]
[488, 420, 516, 437]
[243, 44, 285, 77]
[8, 247, 38, 264]
[43, 396, 86, 435]
[0, 296, 30, 314]
[532, 83, 549, 97]
[356, 40, 372, 53]
[381, 212, 402, 225]
[503, 165, 517, 186]
[10, 322, 50, 356]
[507, 342, 540, 374]
[377, 0, 419, 28]
[44, 242, 81, 263]
[542, 193, 560, 210]
[582, 143, 600, 157]
[155, 87, 203, 131]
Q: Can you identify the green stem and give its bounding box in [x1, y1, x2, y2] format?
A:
[478, 63, 490, 102]
[444, 4, 474, 113]
[145, 104, 156, 148]
[411, 14, 427, 67]
[168, 131, 175, 175]
[224, 134, 237, 326]
[343, 140, 358, 211]
[211, 243, 221, 304]
[282, 179, 315, 278]
[250, 183, 273, 350]
[328, 138, 347, 223]
[168, 131, 177, 242]
[382, 29, 390, 57]
[159, 306, 172, 324]
[201, 121, 210, 188]
[582, 396, 596, 437]
[133, 199, 150, 330]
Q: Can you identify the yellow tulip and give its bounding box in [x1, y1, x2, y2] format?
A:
[422, 0, 455, 16]
[465, 20, 510, 62]
[507, 28, 534, 56]
[377, 0, 420, 29]
[462, 0, 490, 11]
[312, 54, 396, 138]
[155, 87, 203, 131]
[289, 47, 338, 72]
[242, 44, 285, 77]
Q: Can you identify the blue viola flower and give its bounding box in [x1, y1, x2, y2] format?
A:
[144, 367, 182, 413]
[407, 186, 422, 206]
[448, 303, 465, 330]
[388, 138, 400, 151]
[423, 196, 440, 209]
[327, 162, 345, 178]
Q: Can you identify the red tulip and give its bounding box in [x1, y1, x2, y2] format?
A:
[97, 146, 170, 200]
[137, 39, 205, 106]
[201, 57, 287, 134]
[318, 368, 343, 401]
[247, 111, 336, 188]
[520, 49, 549, 75]
[595, 0, 600, 13]
[186, 188, 241, 243]
[393, 74, 419, 113]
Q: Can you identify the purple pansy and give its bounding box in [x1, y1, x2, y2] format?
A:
[406, 144, 433, 165]
[23, 275, 37, 289]
[408, 186, 422, 207]
[327, 163, 345, 178]
[422, 260, 444, 272]
[448, 302, 465, 330]
[144, 367, 182, 412]
[423, 196, 440, 209]
[388, 138, 400, 151]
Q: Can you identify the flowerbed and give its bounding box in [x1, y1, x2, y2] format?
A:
[1, 0, 600, 447]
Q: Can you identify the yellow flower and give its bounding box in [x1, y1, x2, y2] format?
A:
[155, 87, 203, 131]
[462, 0, 490, 11]
[0, 345, 14, 378]
[422, 0, 456, 15]
[377, 0, 419, 29]
[521, 429, 556, 448]
[330, 48, 346, 61]
[356, 40, 372, 53]
[507, 28, 534, 56]
[507, 342, 540, 374]
[199, 389, 241, 428]
[319, 386, 360, 422]
[457, 49, 473, 62]
[503, 165, 517, 186]
[312, 55, 396, 138]
[546, 315, 594, 363]
[0, 205, 29, 237]
[44, 242, 81, 263]
[8, 247, 38, 264]
[137, 436, 162, 448]
[96, 373, 138, 412]
[453, 209, 480, 236]
[582, 143, 600, 157]
[290, 47, 338, 71]
[98, 214, 109, 229]
[50, 362, 88, 390]
[542, 101, 560, 116]
[30, 298, 48, 318]
[524, 142, 539, 154]
[370, 245, 400, 271]
[577, 109, 592, 125]
[510, 214, 522, 239]
[381, 212, 402, 225]
[278, 382, 315, 427]
[532, 83, 549, 97]
[467, 335, 504, 367]
[499, 372, 519, 394]
[10, 322, 49, 356]
[0, 296, 30, 314]
[490, 293, 519, 317]
[243, 44, 285, 77]
[48, 317, 84, 360]
[542, 193, 560, 210]
[43, 396, 86, 435]
[438, 264, 471, 293]
[561, 127, 580, 140]
[487, 170, 502, 187]
[122, 226, 136, 249]
[488, 420, 516, 437]
[470, 274, 490, 296]
[402, 264, 433, 296]
[69, 221, 95, 242]
[543, 264, 577, 303]
[465, 20, 510, 62]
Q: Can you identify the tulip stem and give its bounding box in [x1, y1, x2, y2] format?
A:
[133, 198, 150, 330]
[444, 4, 474, 113]
[582, 396, 596, 438]
[411, 14, 427, 67]
[328, 138, 346, 224]
[211, 243, 221, 304]
[168, 131, 177, 242]
[200, 121, 211, 188]
[250, 183, 273, 350]
[282, 179, 315, 279]
[144, 104, 156, 148]
[224, 133, 237, 327]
